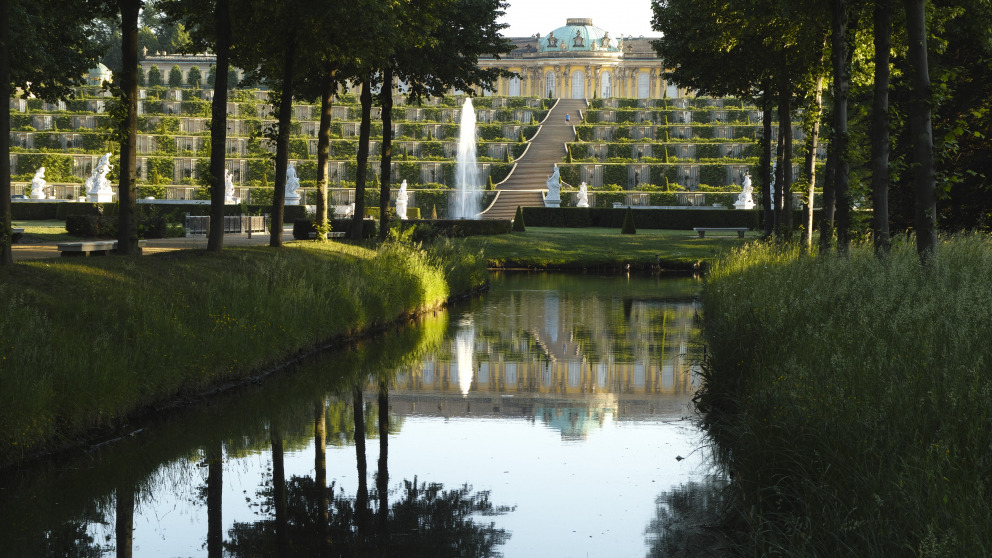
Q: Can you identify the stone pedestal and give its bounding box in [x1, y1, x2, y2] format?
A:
[285, 192, 301, 205]
[733, 199, 754, 210]
[87, 191, 114, 203]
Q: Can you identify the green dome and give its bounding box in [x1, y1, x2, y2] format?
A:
[538, 18, 620, 54]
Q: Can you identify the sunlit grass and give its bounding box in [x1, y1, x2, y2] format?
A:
[455, 226, 757, 269]
[700, 235, 992, 556]
[12, 219, 87, 241]
[0, 239, 487, 468]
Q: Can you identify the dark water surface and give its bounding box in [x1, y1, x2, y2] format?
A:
[1, 272, 709, 557]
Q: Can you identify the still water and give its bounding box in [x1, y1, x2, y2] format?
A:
[1, 272, 709, 557]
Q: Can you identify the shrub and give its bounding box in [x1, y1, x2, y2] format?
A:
[513, 206, 525, 231]
[621, 207, 636, 234]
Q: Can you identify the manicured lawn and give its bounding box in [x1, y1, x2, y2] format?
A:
[456, 227, 759, 269]
[12, 220, 87, 241]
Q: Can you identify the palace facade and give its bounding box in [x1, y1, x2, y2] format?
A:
[478, 18, 675, 100]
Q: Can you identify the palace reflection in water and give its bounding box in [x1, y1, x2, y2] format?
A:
[0, 272, 707, 558]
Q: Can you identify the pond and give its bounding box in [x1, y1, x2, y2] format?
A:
[1, 272, 712, 557]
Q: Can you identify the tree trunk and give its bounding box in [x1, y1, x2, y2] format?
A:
[904, 0, 936, 263]
[351, 78, 373, 240]
[0, 0, 12, 265]
[773, 111, 785, 234]
[116, 483, 134, 558]
[831, 0, 852, 254]
[802, 73, 824, 251]
[377, 380, 389, 541]
[353, 386, 369, 535]
[271, 425, 288, 552]
[378, 67, 394, 242]
[314, 401, 330, 557]
[270, 31, 296, 247]
[206, 440, 223, 558]
[116, 0, 141, 255]
[316, 74, 335, 239]
[871, 0, 892, 257]
[779, 76, 794, 236]
[761, 92, 774, 237]
[819, 140, 837, 252]
[207, 0, 231, 252]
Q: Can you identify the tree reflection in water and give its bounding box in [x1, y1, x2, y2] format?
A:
[644, 476, 732, 558]
[224, 380, 513, 558]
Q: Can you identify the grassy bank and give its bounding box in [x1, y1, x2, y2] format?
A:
[456, 227, 757, 270]
[700, 236, 992, 556]
[0, 239, 487, 469]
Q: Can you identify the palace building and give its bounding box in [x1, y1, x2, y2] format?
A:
[477, 18, 675, 99]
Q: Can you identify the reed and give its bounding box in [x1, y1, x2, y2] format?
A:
[0, 240, 486, 468]
[700, 235, 992, 556]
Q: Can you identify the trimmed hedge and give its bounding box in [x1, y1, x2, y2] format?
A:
[394, 219, 511, 237]
[521, 207, 761, 230]
[65, 214, 168, 238]
[292, 218, 377, 240]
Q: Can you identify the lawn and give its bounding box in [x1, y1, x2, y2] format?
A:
[455, 227, 759, 270]
[12, 219, 87, 242]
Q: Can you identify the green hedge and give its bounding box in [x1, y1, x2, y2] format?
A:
[394, 219, 511, 237]
[292, 218, 377, 240]
[65, 214, 167, 239]
[521, 207, 761, 229]
[15, 153, 74, 182]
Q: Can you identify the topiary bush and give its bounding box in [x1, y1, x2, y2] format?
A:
[513, 206, 526, 231]
[621, 207, 636, 234]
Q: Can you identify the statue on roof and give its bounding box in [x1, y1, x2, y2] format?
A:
[601, 32, 612, 49]
[546, 33, 558, 48]
[573, 30, 584, 47]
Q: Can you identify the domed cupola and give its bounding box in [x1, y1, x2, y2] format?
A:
[538, 18, 620, 54]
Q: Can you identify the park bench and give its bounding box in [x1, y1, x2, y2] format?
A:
[307, 231, 347, 239]
[11, 227, 24, 242]
[692, 227, 748, 239]
[58, 240, 147, 257]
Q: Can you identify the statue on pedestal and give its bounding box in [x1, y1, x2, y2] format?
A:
[576, 181, 590, 207]
[285, 162, 301, 205]
[86, 153, 114, 202]
[224, 169, 237, 204]
[396, 180, 409, 220]
[734, 173, 755, 210]
[545, 165, 561, 208]
[30, 167, 47, 199]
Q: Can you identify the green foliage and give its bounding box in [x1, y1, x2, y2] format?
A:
[146, 157, 175, 183]
[698, 164, 727, 186]
[512, 206, 525, 231]
[168, 65, 184, 88]
[16, 153, 73, 181]
[603, 165, 628, 188]
[148, 65, 163, 87]
[621, 207, 636, 234]
[701, 237, 992, 556]
[289, 138, 310, 160]
[186, 66, 202, 88]
[521, 207, 758, 229]
[476, 124, 505, 141]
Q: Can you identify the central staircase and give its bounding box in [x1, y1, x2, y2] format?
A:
[481, 99, 585, 220]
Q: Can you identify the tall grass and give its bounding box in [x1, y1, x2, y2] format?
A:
[700, 235, 992, 557]
[0, 240, 487, 468]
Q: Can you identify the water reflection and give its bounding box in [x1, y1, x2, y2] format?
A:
[0, 272, 706, 557]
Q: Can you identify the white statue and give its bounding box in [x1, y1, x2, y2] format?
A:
[284, 163, 301, 205]
[30, 167, 47, 199]
[576, 181, 590, 208]
[545, 165, 561, 207]
[86, 153, 114, 202]
[396, 179, 409, 220]
[734, 172, 755, 210]
[224, 169, 237, 204]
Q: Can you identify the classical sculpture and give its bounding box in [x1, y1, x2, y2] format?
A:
[572, 30, 584, 47]
[285, 163, 301, 205]
[396, 179, 409, 220]
[545, 165, 561, 208]
[576, 182, 590, 208]
[224, 169, 237, 204]
[546, 33, 558, 48]
[734, 173, 755, 210]
[30, 167, 47, 199]
[601, 32, 612, 49]
[86, 153, 114, 202]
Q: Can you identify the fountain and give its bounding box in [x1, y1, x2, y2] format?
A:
[453, 98, 481, 219]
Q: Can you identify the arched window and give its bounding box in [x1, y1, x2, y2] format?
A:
[509, 76, 521, 97]
[637, 71, 650, 99]
[601, 71, 612, 98]
[571, 70, 585, 99]
[545, 72, 556, 98]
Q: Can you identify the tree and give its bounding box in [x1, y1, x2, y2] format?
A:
[904, 0, 936, 262]
[115, 0, 143, 256]
[186, 65, 201, 87]
[147, 64, 163, 86]
[168, 64, 183, 87]
[871, 0, 892, 256]
[1, 0, 107, 264]
[137, 64, 146, 86]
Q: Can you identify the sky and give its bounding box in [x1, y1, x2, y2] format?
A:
[498, 0, 659, 39]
